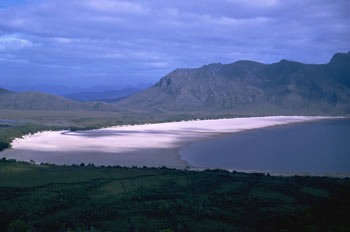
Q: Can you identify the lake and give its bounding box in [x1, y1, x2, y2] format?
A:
[179, 118, 350, 175]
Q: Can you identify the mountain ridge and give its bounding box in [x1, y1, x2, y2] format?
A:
[0, 88, 14, 95]
[0, 90, 119, 111]
[1, 52, 349, 115]
[116, 52, 350, 115]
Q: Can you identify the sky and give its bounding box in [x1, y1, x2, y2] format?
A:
[0, 0, 349, 93]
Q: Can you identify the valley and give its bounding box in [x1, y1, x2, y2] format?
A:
[1, 53, 349, 232]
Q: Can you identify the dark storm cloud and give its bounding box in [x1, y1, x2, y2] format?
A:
[0, 0, 349, 89]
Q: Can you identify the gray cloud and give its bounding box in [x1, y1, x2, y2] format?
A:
[0, 0, 349, 90]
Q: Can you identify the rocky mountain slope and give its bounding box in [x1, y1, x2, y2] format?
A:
[117, 52, 350, 115]
[1, 52, 349, 115]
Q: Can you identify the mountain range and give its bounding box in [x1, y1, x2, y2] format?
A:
[1, 52, 349, 115]
[0, 88, 118, 111]
[116, 52, 350, 115]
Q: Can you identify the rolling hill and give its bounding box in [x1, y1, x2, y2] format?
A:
[116, 52, 350, 115]
[0, 90, 119, 111]
[0, 88, 14, 95]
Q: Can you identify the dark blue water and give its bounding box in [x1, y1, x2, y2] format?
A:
[179, 119, 350, 174]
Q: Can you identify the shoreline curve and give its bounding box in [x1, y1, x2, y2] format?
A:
[0, 116, 342, 175]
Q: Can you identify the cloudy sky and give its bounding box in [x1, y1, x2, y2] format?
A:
[0, 0, 349, 92]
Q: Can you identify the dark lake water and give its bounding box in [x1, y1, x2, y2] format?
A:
[179, 119, 350, 174]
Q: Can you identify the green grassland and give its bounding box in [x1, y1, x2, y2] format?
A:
[0, 159, 349, 232]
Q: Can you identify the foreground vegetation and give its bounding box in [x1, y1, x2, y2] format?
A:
[0, 159, 349, 232]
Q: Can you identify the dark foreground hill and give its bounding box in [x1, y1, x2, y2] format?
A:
[117, 52, 350, 115]
[0, 90, 119, 111]
[0, 159, 349, 232]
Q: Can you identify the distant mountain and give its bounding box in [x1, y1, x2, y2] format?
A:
[0, 90, 118, 111]
[2, 83, 152, 96]
[117, 52, 350, 115]
[0, 88, 14, 95]
[62, 88, 140, 102]
[1, 52, 349, 115]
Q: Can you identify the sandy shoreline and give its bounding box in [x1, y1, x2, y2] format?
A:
[1, 116, 337, 171]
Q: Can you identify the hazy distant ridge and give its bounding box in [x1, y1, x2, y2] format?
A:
[0, 90, 118, 111]
[62, 88, 140, 102]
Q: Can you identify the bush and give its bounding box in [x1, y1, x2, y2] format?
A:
[8, 219, 35, 232]
[0, 141, 10, 151]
